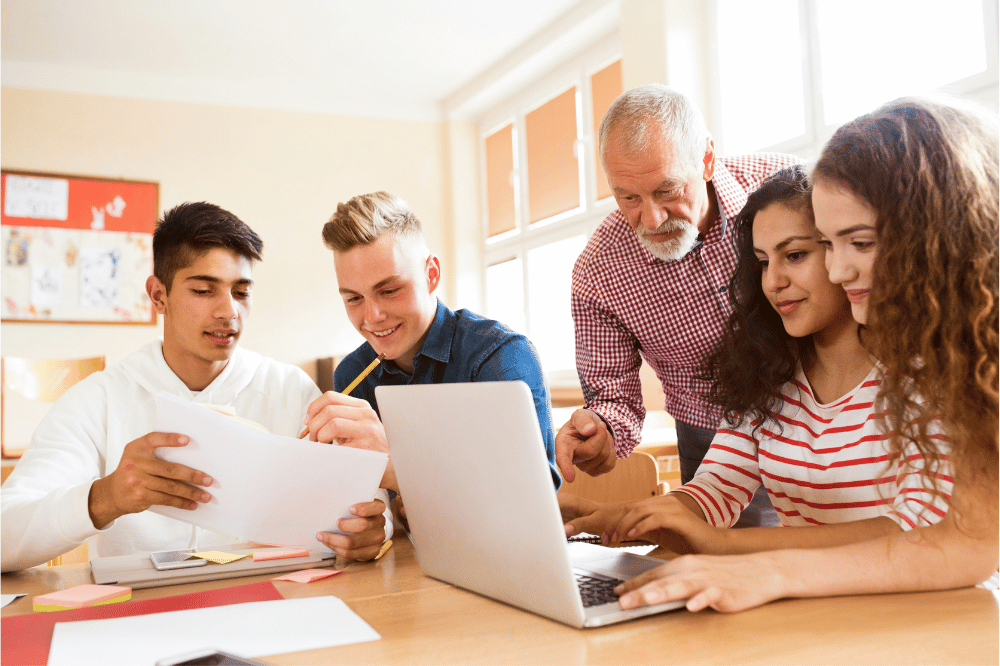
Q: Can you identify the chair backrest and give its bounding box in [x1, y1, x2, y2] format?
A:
[557, 450, 664, 504]
[1, 356, 106, 458]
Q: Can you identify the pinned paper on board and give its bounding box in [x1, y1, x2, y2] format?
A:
[190, 551, 249, 565]
[79, 245, 122, 307]
[272, 568, 344, 583]
[30, 264, 62, 307]
[4, 174, 69, 220]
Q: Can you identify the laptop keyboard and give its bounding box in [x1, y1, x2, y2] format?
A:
[575, 572, 624, 608]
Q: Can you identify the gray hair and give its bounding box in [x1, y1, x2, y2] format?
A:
[598, 85, 710, 169]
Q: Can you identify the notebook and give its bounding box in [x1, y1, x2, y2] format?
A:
[375, 380, 686, 628]
[91, 544, 335, 589]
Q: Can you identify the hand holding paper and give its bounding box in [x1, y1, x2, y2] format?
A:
[304, 391, 400, 493]
[315, 498, 387, 560]
[151, 393, 388, 551]
[88, 431, 213, 529]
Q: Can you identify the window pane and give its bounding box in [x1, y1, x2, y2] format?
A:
[526, 235, 587, 372]
[525, 86, 581, 224]
[717, 0, 805, 152]
[484, 124, 516, 238]
[486, 257, 525, 334]
[817, 0, 987, 126]
[591, 60, 623, 200]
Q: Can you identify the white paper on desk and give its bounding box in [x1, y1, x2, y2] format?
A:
[47, 595, 381, 666]
[0, 593, 25, 608]
[150, 392, 388, 548]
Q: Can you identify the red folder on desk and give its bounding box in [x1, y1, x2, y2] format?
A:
[2, 580, 283, 666]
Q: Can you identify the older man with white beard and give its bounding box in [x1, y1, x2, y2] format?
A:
[555, 85, 797, 527]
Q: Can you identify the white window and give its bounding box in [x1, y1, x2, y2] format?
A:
[480, 35, 621, 383]
[716, 0, 999, 154]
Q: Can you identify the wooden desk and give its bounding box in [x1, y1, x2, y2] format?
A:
[3, 538, 997, 665]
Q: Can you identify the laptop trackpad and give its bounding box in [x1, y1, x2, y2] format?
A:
[573, 551, 665, 580]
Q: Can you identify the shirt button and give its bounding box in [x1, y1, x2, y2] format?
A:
[718, 285, 727, 293]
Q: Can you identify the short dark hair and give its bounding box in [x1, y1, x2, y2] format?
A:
[153, 202, 263, 291]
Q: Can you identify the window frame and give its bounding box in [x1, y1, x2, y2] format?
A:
[478, 33, 621, 383]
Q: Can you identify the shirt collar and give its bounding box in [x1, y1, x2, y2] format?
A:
[708, 159, 745, 241]
[416, 299, 454, 364]
[633, 159, 738, 266]
[378, 299, 453, 378]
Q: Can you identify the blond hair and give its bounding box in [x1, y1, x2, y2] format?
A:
[322, 191, 424, 253]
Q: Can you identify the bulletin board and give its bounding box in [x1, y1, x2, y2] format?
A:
[1, 170, 159, 324]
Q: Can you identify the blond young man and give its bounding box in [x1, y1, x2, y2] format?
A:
[304, 192, 558, 517]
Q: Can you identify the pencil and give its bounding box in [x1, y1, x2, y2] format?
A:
[299, 352, 385, 438]
[374, 538, 393, 561]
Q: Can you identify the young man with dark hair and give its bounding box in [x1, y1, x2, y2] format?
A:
[1, 202, 390, 572]
[304, 191, 557, 518]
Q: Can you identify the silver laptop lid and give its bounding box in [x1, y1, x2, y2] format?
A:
[376, 381, 586, 627]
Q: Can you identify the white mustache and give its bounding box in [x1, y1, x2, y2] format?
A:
[639, 219, 687, 238]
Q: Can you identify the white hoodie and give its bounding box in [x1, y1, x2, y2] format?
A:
[1, 341, 390, 571]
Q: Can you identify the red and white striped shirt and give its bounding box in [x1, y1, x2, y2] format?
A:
[572, 154, 800, 456]
[675, 365, 951, 530]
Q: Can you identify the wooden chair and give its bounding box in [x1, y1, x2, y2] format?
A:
[557, 451, 666, 504]
[1, 355, 106, 458]
[1, 355, 105, 566]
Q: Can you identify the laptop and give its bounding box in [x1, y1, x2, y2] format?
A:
[375, 381, 686, 628]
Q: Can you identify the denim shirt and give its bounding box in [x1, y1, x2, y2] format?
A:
[334, 300, 559, 487]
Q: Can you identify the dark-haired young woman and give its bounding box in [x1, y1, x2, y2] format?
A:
[562, 164, 949, 554]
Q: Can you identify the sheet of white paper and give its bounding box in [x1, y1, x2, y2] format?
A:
[4, 174, 69, 220]
[567, 540, 658, 558]
[79, 246, 122, 307]
[150, 392, 388, 548]
[0, 593, 25, 608]
[47, 595, 380, 666]
[30, 264, 62, 308]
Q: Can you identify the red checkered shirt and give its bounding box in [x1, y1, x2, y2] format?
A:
[571, 153, 801, 457]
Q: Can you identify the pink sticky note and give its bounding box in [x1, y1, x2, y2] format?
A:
[252, 548, 310, 562]
[33, 585, 131, 609]
[272, 568, 344, 583]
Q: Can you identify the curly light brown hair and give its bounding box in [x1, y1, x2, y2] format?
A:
[812, 97, 999, 497]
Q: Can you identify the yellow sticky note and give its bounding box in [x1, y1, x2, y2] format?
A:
[273, 568, 344, 583]
[33, 585, 132, 612]
[34, 591, 132, 612]
[190, 551, 249, 565]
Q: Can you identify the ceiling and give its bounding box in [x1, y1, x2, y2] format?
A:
[1, 0, 620, 121]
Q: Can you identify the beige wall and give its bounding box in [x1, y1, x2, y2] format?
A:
[1, 87, 455, 379]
